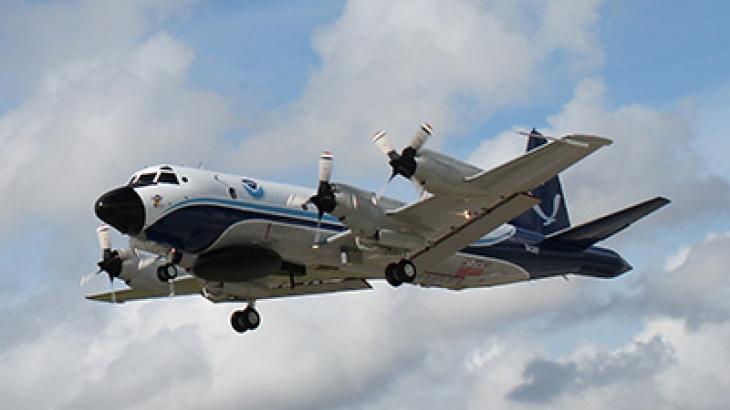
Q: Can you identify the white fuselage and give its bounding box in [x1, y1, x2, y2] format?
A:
[122, 164, 529, 290]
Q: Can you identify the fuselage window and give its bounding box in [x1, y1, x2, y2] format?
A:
[132, 173, 157, 187]
[228, 187, 238, 199]
[158, 172, 179, 184]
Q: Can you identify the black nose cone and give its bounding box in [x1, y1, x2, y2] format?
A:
[95, 186, 145, 235]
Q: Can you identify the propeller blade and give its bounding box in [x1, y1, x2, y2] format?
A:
[97, 225, 111, 253]
[80, 269, 102, 286]
[109, 275, 116, 304]
[319, 151, 333, 183]
[412, 179, 429, 200]
[409, 122, 432, 151]
[372, 130, 397, 159]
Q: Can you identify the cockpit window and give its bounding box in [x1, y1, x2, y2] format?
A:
[158, 172, 179, 184]
[132, 173, 157, 187]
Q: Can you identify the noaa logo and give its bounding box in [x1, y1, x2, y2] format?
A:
[533, 194, 562, 226]
[151, 194, 163, 208]
[241, 178, 265, 199]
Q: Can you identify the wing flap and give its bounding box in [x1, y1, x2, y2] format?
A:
[411, 193, 538, 272]
[85, 276, 202, 303]
[255, 279, 372, 300]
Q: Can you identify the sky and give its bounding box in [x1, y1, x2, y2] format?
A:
[1, 0, 729, 408]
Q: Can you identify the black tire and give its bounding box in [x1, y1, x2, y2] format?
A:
[384, 263, 403, 287]
[166, 264, 178, 279]
[397, 259, 417, 283]
[230, 310, 248, 333]
[242, 307, 261, 330]
[157, 265, 170, 282]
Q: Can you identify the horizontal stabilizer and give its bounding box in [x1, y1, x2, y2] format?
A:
[543, 196, 670, 250]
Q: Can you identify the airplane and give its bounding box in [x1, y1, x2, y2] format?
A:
[84, 126, 669, 333]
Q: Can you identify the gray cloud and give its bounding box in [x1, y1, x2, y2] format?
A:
[507, 335, 676, 403]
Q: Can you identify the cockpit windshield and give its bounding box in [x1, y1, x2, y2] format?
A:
[158, 172, 179, 184]
[133, 173, 156, 187]
[128, 168, 180, 187]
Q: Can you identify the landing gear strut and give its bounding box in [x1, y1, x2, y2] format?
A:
[230, 303, 260, 333]
[384, 259, 417, 287]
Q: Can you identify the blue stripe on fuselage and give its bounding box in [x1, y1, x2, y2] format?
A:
[146, 199, 345, 253]
[144, 199, 631, 279]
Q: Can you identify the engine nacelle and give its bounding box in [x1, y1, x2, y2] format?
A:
[329, 183, 393, 237]
[411, 149, 485, 196]
[117, 250, 171, 291]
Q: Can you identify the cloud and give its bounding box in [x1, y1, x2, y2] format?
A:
[226, 0, 606, 182]
[0, 29, 232, 230]
[507, 335, 675, 403]
[470, 78, 730, 228]
[640, 232, 730, 327]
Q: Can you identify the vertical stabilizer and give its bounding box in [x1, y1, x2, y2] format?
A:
[509, 130, 571, 235]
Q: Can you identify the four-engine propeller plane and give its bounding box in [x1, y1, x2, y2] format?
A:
[85, 126, 669, 333]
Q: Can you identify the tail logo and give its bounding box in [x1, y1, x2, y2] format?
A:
[533, 194, 562, 226]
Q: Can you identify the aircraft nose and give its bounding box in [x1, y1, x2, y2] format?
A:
[95, 186, 145, 235]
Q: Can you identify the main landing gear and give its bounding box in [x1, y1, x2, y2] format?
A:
[156, 263, 178, 282]
[384, 259, 417, 287]
[230, 303, 261, 333]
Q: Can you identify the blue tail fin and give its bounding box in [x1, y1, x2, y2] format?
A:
[509, 129, 571, 235]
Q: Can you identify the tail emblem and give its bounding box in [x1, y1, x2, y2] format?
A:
[532, 194, 562, 226]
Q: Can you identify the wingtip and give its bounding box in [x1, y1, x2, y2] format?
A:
[563, 134, 613, 147]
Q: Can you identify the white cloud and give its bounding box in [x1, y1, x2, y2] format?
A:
[0, 30, 231, 229]
[470, 78, 730, 227]
[226, 0, 606, 182]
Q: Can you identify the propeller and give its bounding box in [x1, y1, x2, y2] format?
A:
[307, 151, 337, 247]
[372, 122, 433, 196]
[80, 225, 124, 303]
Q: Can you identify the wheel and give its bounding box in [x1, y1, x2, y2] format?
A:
[384, 263, 403, 287]
[242, 307, 260, 330]
[230, 310, 248, 333]
[397, 259, 417, 283]
[165, 264, 178, 279]
[157, 264, 178, 282]
[157, 265, 170, 282]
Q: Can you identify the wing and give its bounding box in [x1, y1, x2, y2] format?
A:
[86, 275, 372, 303]
[388, 134, 611, 271]
[85, 276, 203, 303]
[210, 278, 373, 302]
